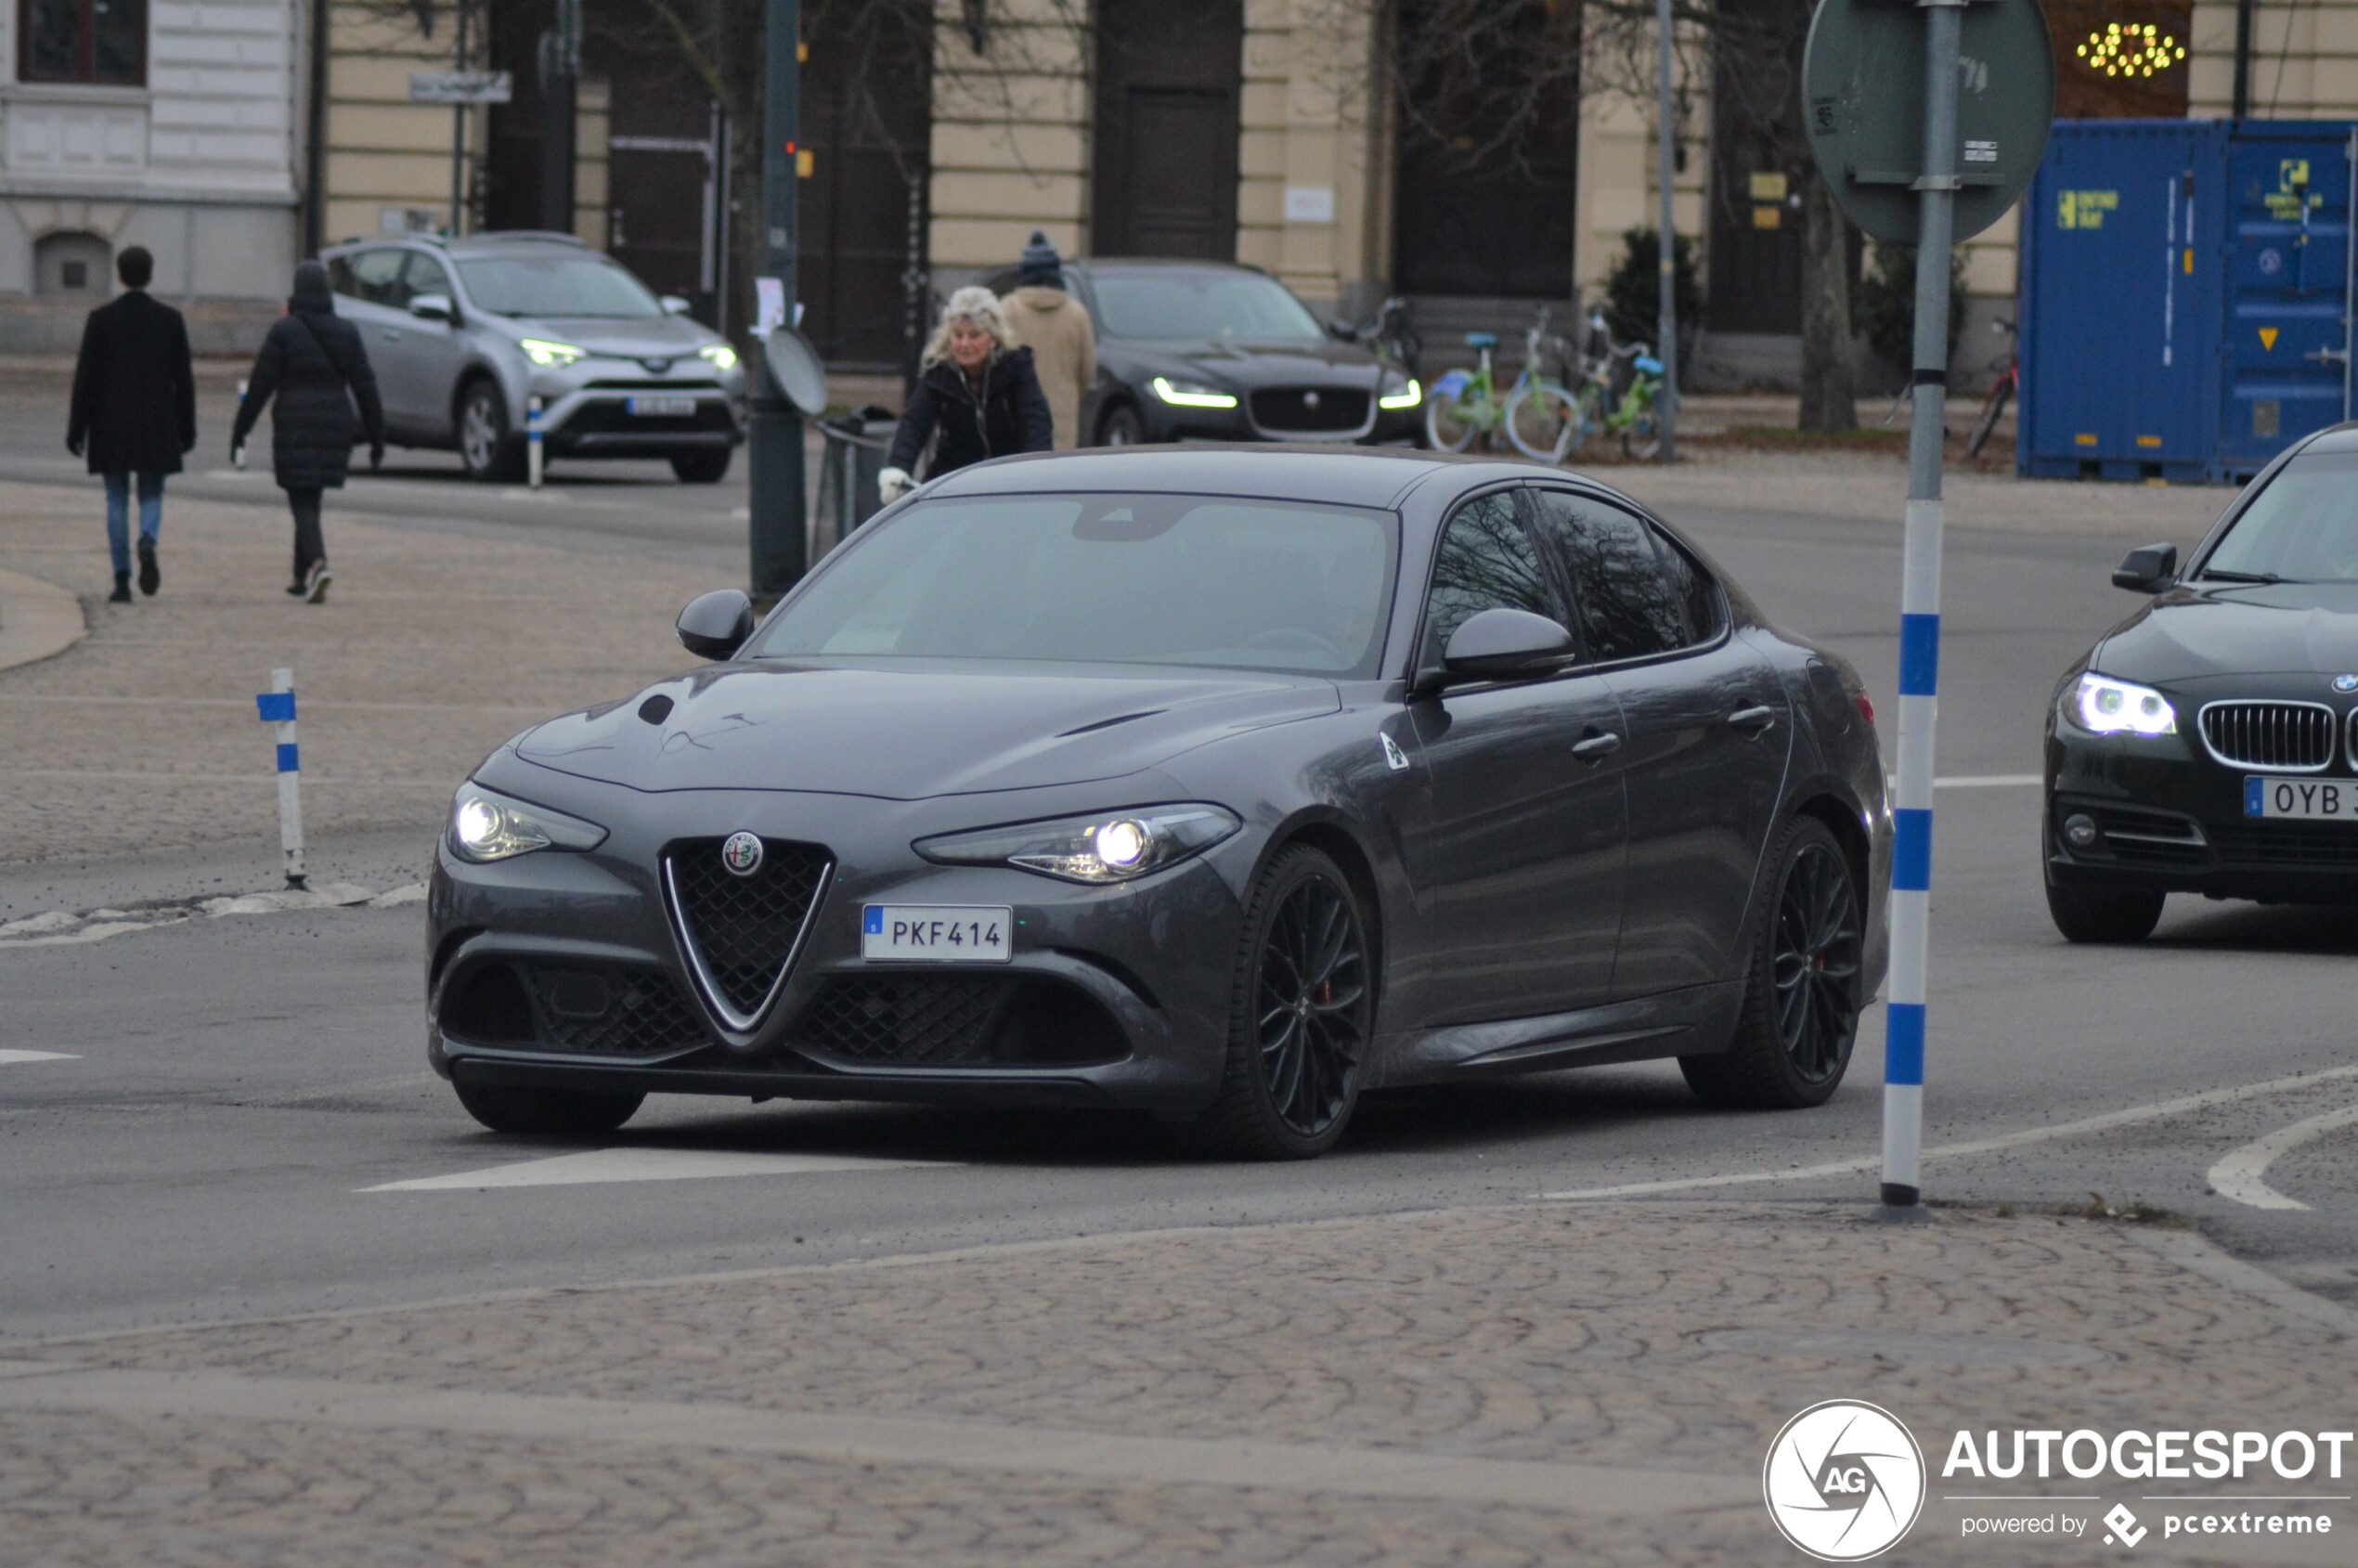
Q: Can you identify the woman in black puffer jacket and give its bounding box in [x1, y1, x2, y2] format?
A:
[229, 260, 385, 603]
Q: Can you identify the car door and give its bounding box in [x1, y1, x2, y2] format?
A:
[1522, 487, 1791, 999]
[394, 251, 470, 442]
[331, 247, 425, 433]
[1405, 488, 1628, 1025]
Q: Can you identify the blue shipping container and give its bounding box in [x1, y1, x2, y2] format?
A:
[2019, 120, 2358, 483]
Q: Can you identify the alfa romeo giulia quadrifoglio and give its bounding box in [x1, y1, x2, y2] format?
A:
[426, 447, 1890, 1158]
[2047, 422, 2358, 942]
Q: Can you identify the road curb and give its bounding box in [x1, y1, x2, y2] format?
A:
[0, 566, 84, 673]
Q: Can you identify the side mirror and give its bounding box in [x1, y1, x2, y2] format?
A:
[408, 292, 456, 324]
[1439, 606, 1574, 682]
[661, 294, 693, 317]
[2112, 542, 2178, 594]
[1327, 318, 1360, 342]
[677, 589, 754, 660]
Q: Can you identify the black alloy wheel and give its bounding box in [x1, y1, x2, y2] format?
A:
[1192, 845, 1372, 1159]
[671, 449, 733, 484]
[2044, 877, 2164, 944]
[1682, 816, 1861, 1109]
[453, 1080, 643, 1136]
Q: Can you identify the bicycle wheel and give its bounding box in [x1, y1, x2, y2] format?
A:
[1425, 389, 1482, 452]
[1965, 378, 2012, 459]
[1505, 382, 1579, 463]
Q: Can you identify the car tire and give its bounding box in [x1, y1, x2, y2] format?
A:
[1186, 845, 1373, 1160]
[452, 1080, 643, 1136]
[1680, 815, 1862, 1110]
[671, 449, 732, 484]
[457, 380, 526, 483]
[2044, 878, 2164, 944]
[1096, 402, 1145, 446]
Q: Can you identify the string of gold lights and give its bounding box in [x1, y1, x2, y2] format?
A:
[2076, 20, 2189, 81]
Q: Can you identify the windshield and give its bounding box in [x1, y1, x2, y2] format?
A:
[746, 493, 1396, 677]
[456, 253, 665, 318]
[2203, 452, 2358, 582]
[1092, 270, 1328, 343]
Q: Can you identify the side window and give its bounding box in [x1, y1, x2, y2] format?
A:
[1523, 489, 1691, 662]
[1419, 491, 1560, 668]
[327, 256, 358, 299]
[403, 253, 455, 303]
[1652, 527, 1725, 644]
[345, 249, 410, 308]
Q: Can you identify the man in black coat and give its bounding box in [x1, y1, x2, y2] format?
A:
[228, 260, 384, 603]
[67, 246, 195, 603]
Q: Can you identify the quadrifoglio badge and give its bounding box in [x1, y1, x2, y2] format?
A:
[1765, 1403, 2352, 1558]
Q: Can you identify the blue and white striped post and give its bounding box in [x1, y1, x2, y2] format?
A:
[526, 395, 545, 489]
[256, 667, 305, 889]
[1882, 0, 1965, 1212]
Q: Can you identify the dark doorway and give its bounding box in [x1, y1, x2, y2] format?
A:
[1093, 0, 1241, 260]
[1704, 45, 1803, 335]
[1390, 0, 1579, 298]
[799, 3, 933, 369]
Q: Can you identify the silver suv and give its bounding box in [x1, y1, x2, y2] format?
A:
[320, 231, 747, 484]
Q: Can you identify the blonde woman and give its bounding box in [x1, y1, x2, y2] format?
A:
[878, 286, 1053, 501]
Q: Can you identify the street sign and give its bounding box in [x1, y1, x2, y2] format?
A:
[408, 71, 512, 106]
[1803, 0, 2054, 245]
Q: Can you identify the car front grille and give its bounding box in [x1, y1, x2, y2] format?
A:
[664, 837, 833, 1027]
[1250, 386, 1371, 434]
[795, 976, 1011, 1065]
[2206, 824, 2358, 867]
[2199, 701, 2338, 771]
[443, 961, 711, 1057]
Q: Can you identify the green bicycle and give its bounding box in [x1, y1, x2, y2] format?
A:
[1425, 310, 1587, 460]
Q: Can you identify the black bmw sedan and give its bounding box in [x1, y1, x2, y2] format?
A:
[982, 258, 1425, 447]
[428, 447, 1889, 1157]
[2047, 423, 2358, 942]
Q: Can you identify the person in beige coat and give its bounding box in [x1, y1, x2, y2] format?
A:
[1001, 232, 1097, 450]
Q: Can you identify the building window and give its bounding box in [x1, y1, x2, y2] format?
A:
[19, 0, 147, 86]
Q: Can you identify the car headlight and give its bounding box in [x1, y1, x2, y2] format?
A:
[1378, 376, 1422, 409]
[914, 806, 1242, 885]
[1151, 376, 1238, 409]
[2066, 672, 2178, 736]
[698, 343, 740, 369]
[448, 780, 607, 863]
[519, 338, 587, 368]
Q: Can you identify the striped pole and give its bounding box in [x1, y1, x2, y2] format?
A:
[256, 668, 305, 889]
[527, 395, 544, 489]
[1883, 0, 1964, 1211]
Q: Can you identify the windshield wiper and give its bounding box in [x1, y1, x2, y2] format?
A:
[2199, 569, 2291, 584]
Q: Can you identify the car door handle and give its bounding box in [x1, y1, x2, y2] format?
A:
[1572, 730, 1622, 762]
[1728, 705, 1778, 733]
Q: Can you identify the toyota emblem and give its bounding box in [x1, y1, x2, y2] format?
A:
[1302, 390, 1321, 410]
[2336, 675, 2358, 693]
[720, 831, 764, 876]
[641, 357, 674, 373]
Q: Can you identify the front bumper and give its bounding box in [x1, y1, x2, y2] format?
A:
[426, 777, 1249, 1113]
[526, 372, 745, 457]
[1136, 389, 1422, 446]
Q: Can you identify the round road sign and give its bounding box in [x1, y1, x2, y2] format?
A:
[1803, 0, 2055, 246]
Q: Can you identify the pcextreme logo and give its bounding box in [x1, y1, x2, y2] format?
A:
[1764, 1400, 1928, 1562]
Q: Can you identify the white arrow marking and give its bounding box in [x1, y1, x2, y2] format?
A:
[364, 1146, 953, 1192]
[0, 1050, 78, 1065]
[2207, 1103, 2358, 1212]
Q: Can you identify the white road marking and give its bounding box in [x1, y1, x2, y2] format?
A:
[1539, 1063, 2358, 1200]
[2206, 1103, 2358, 1212]
[363, 1146, 954, 1192]
[0, 1050, 77, 1066]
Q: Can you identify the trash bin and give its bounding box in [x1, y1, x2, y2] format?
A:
[811, 406, 900, 562]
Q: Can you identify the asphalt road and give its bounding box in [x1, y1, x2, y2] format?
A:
[6, 431, 2356, 1345]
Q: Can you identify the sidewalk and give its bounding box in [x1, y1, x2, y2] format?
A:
[1, 1199, 2349, 1565]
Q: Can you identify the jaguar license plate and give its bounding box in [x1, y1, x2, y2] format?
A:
[2245, 776, 2358, 821]
[626, 395, 697, 418]
[862, 905, 1012, 963]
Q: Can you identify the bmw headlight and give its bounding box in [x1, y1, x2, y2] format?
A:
[448, 780, 607, 863]
[2067, 672, 2177, 736]
[519, 338, 587, 368]
[1151, 376, 1238, 409]
[1378, 375, 1422, 409]
[698, 343, 740, 369]
[914, 806, 1242, 885]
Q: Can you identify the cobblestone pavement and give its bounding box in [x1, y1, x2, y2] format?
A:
[0, 479, 718, 864]
[3, 1202, 2351, 1565]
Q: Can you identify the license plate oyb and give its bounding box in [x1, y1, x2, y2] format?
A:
[862, 905, 1012, 963]
[2245, 776, 2355, 820]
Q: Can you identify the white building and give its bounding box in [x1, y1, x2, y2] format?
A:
[0, 0, 307, 352]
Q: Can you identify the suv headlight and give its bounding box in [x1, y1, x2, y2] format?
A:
[698, 343, 740, 369]
[915, 806, 1242, 885]
[448, 780, 607, 863]
[1151, 376, 1237, 409]
[2066, 672, 2177, 736]
[520, 338, 587, 368]
[1379, 375, 1422, 409]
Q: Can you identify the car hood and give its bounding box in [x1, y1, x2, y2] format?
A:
[498, 314, 720, 358]
[2097, 584, 2358, 683]
[512, 662, 1341, 798]
[1105, 337, 1389, 390]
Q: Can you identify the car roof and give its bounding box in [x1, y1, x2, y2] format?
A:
[327, 231, 595, 259]
[2299, 421, 2358, 456]
[920, 445, 1639, 512]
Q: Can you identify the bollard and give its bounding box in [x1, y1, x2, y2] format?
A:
[527, 395, 544, 489]
[255, 668, 305, 888]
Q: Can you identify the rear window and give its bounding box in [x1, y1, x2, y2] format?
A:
[2202, 452, 2358, 583]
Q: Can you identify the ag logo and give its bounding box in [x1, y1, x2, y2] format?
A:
[719, 831, 765, 877]
[1763, 1400, 1925, 1562]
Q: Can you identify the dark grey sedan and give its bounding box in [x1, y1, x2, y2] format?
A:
[428, 447, 1890, 1158]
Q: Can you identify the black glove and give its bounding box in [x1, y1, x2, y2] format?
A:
[369, 441, 385, 472]
[66, 434, 83, 458]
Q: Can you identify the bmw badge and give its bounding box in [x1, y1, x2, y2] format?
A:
[720, 831, 765, 876]
[2336, 675, 2358, 693]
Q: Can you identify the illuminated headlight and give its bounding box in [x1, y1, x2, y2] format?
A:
[1378, 376, 1422, 409]
[1151, 376, 1237, 408]
[447, 780, 607, 863]
[915, 806, 1242, 885]
[519, 338, 587, 368]
[2067, 672, 2177, 736]
[698, 343, 740, 369]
